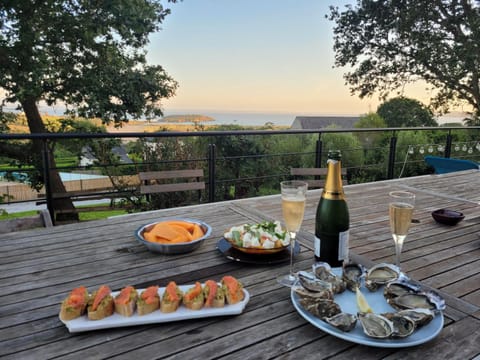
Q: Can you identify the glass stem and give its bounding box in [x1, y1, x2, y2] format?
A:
[394, 240, 403, 268]
[289, 232, 296, 278]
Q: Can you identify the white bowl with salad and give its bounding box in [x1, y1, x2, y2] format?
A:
[223, 221, 291, 254]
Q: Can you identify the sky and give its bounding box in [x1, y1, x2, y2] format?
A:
[147, 0, 427, 116]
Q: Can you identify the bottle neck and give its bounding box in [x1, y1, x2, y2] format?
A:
[322, 158, 345, 200]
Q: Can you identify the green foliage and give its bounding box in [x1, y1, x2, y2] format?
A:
[377, 97, 437, 127]
[321, 130, 364, 168]
[328, 1, 480, 115]
[0, 110, 16, 133]
[0, 1, 178, 124]
[394, 131, 432, 178]
[354, 112, 388, 151]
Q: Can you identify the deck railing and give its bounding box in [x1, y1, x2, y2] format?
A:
[1, 125, 480, 222]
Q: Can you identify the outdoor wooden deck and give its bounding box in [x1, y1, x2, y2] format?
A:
[0, 170, 479, 359]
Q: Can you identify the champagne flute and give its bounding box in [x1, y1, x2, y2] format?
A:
[277, 180, 308, 287]
[389, 191, 415, 269]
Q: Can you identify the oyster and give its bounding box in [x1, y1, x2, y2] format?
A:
[325, 313, 357, 332]
[389, 314, 416, 338]
[342, 262, 365, 292]
[383, 279, 422, 300]
[298, 271, 333, 294]
[300, 298, 341, 320]
[387, 291, 445, 312]
[292, 283, 333, 302]
[383, 308, 435, 328]
[312, 262, 346, 294]
[358, 313, 394, 339]
[365, 263, 401, 291]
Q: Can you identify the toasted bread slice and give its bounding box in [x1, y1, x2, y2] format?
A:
[88, 285, 114, 320]
[183, 282, 204, 310]
[114, 286, 138, 317]
[137, 286, 160, 315]
[203, 280, 225, 308]
[161, 281, 183, 313]
[59, 286, 89, 321]
[222, 276, 244, 305]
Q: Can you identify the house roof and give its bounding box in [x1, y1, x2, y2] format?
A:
[291, 116, 360, 129]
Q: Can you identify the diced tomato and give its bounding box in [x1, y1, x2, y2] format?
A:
[141, 286, 159, 304]
[204, 280, 218, 306]
[223, 276, 240, 302]
[92, 285, 111, 311]
[66, 286, 87, 307]
[184, 282, 202, 302]
[115, 286, 134, 305]
[165, 281, 179, 302]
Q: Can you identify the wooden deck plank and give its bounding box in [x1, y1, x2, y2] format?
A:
[2, 171, 480, 359]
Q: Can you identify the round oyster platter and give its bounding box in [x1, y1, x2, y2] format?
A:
[290, 264, 444, 348]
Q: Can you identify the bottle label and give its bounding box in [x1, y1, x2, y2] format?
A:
[338, 230, 349, 261]
[314, 236, 321, 257]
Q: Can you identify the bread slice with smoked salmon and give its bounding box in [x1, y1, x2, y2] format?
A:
[203, 280, 225, 308]
[183, 282, 204, 310]
[221, 276, 244, 305]
[60, 286, 89, 321]
[137, 285, 160, 315]
[114, 286, 138, 317]
[87, 285, 114, 320]
[161, 281, 183, 313]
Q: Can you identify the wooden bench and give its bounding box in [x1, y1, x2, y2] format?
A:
[0, 209, 52, 233]
[139, 169, 205, 197]
[290, 167, 347, 188]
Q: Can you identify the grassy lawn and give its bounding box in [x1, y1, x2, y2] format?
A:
[0, 206, 129, 221]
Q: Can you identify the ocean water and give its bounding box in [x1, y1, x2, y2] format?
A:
[160, 111, 298, 127]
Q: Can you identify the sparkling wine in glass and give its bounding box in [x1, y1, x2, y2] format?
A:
[277, 180, 307, 287]
[389, 191, 415, 269]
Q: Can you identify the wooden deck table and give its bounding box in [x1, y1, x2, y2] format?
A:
[1, 171, 479, 359]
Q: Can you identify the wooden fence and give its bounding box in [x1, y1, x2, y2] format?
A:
[0, 175, 140, 203]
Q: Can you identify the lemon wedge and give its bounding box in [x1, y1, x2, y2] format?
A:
[356, 287, 373, 313]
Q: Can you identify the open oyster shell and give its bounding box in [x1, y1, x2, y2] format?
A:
[298, 271, 333, 294]
[383, 279, 422, 300]
[312, 262, 346, 294]
[292, 282, 333, 303]
[358, 313, 394, 339]
[325, 312, 357, 332]
[301, 298, 342, 320]
[389, 314, 416, 338]
[383, 308, 435, 328]
[365, 263, 401, 291]
[342, 262, 365, 292]
[387, 291, 446, 312]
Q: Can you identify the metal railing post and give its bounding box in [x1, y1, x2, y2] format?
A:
[42, 140, 55, 225]
[207, 143, 216, 203]
[445, 131, 453, 158]
[387, 132, 398, 179]
[315, 133, 323, 168]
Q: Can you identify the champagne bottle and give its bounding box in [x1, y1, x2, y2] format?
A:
[314, 150, 350, 267]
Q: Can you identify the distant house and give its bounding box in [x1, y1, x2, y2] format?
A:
[112, 146, 133, 164]
[79, 145, 132, 167]
[291, 116, 360, 129]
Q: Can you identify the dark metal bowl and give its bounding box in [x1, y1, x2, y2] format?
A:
[135, 218, 212, 254]
[431, 209, 464, 226]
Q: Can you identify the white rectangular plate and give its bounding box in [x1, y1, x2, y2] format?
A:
[59, 284, 250, 333]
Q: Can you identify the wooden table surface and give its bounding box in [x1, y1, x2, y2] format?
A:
[1, 171, 479, 359]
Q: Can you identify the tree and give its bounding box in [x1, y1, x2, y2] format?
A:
[377, 97, 437, 127]
[328, 1, 480, 116]
[354, 112, 388, 167]
[0, 1, 178, 220]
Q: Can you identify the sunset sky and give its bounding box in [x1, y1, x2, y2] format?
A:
[148, 0, 430, 116]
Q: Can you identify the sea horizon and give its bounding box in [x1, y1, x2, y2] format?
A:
[10, 104, 469, 127]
